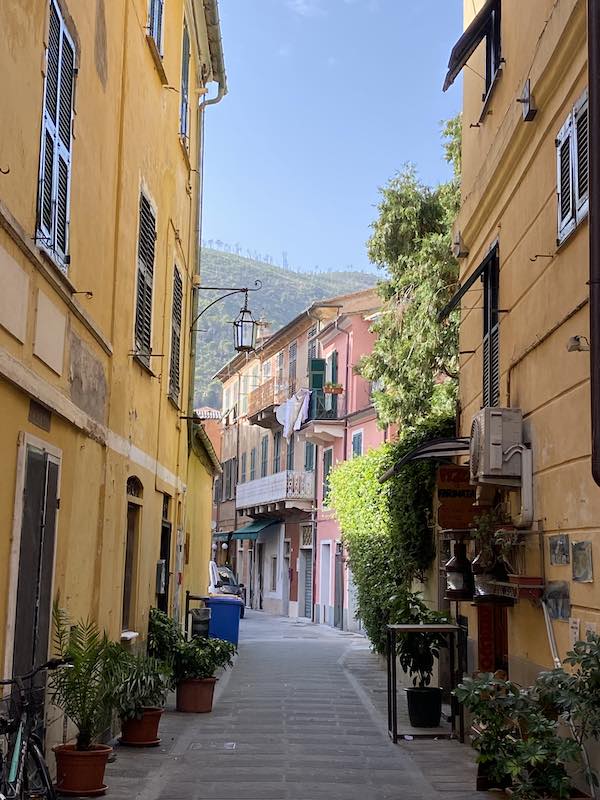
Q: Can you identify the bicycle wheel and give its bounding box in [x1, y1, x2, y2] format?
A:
[22, 740, 56, 800]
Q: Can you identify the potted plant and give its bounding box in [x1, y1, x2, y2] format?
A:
[393, 591, 447, 728]
[50, 608, 125, 797]
[113, 654, 171, 747]
[173, 636, 235, 713]
[147, 607, 181, 666]
[323, 381, 343, 395]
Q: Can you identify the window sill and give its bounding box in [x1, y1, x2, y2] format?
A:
[557, 210, 588, 250]
[36, 235, 72, 282]
[133, 352, 157, 377]
[168, 391, 181, 410]
[478, 64, 503, 125]
[146, 34, 168, 85]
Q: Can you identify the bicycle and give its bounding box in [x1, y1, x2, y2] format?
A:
[0, 658, 71, 800]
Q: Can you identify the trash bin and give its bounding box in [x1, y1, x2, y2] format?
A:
[202, 596, 243, 646]
[190, 607, 211, 638]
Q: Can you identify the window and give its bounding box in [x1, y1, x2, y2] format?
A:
[482, 246, 500, 407]
[240, 375, 249, 416]
[223, 387, 230, 415]
[273, 431, 282, 473]
[241, 452, 247, 484]
[308, 324, 319, 364]
[124, 477, 143, 631]
[351, 431, 363, 458]
[276, 351, 285, 392]
[213, 476, 222, 503]
[286, 435, 295, 471]
[148, 0, 164, 51]
[270, 556, 278, 592]
[443, 0, 501, 102]
[260, 436, 269, 478]
[304, 441, 315, 472]
[557, 90, 589, 244]
[288, 341, 297, 391]
[250, 447, 257, 481]
[222, 458, 237, 500]
[179, 23, 190, 142]
[262, 359, 272, 380]
[37, 0, 75, 270]
[134, 193, 156, 364]
[323, 448, 333, 504]
[169, 267, 183, 400]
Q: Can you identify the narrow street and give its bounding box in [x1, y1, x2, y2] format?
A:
[105, 613, 485, 800]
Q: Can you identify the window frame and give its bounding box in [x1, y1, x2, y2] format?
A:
[557, 90, 589, 245]
[351, 430, 363, 458]
[148, 0, 165, 54]
[304, 441, 315, 472]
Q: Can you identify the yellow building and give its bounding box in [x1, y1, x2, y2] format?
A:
[442, 0, 599, 696]
[0, 0, 224, 693]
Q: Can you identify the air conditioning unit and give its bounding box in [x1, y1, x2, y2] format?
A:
[469, 407, 524, 486]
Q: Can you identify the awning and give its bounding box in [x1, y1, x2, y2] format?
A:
[437, 245, 497, 322]
[230, 520, 278, 541]
[443, 0, 496, 91]
[212, 531, 231, 542]
[379, 437, 471, 483]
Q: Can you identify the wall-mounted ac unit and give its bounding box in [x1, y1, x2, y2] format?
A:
[469, 407, 524, 487]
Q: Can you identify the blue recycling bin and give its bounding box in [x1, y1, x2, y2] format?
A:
[202, 596, 243, 646]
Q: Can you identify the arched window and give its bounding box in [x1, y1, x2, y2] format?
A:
[126, 476, 143, 498]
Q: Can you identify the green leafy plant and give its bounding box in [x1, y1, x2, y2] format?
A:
[147, 607, 181, 665]
[112, 654, 172, 721]
[456, 673, 580, 799]
[393, 591, 448, 687]
[173, 637, 236, 682]
[50, 606, 125, 749]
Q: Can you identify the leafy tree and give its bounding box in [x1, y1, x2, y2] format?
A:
[358, 117, 461, 427]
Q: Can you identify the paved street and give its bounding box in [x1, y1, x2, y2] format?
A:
[102, 613, 489, 800]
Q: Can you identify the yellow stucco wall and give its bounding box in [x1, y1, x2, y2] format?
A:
[456, 0, 600, 681]
[0, 0, 220, 699]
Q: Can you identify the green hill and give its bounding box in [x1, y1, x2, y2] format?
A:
[194, 248, 377, 408]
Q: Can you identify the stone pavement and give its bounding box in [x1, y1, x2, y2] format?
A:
[95, 612, 495, 800]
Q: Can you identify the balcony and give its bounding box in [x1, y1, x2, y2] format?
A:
[301, 389, 346, 446]
[247, 378, 296, 428]
[236, 469, 315, 516]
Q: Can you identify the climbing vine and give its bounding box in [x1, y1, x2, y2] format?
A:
[328, 413, 455, 654]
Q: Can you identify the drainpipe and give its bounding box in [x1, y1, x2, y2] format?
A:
[589, 0, 600, 486]
[202, 0, 228, 108]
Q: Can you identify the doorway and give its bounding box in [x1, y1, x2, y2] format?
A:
[282, 539, 291, 617]
[477, 604, 509, 674]
[300, 548, 313, 618]
[320, 542, 331, 625]
[334, 542, 344, 629]
[12, 444, 60, 680]
[256, 542, 264, 610]
[157, 520, 171, 613]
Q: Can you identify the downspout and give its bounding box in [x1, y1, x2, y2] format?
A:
[589, 0, 600, 486]
[202, 0, 227, 108]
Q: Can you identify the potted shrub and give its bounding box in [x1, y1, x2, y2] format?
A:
[393, 591, 447, 728]
[147, 607, 181, 666]
[323, 381, 343, 395]
[173, 636, 236, 713]
[50, 608, 125, 797]
[113, 654, 171, 747]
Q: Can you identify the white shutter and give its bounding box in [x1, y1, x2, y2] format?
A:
[38, 0, 75, 270]
[556, 114, 575, 243]
[574, 91, 589, 220]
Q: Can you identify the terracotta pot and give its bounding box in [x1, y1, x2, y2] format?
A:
[120, 707, 163, 746]
[324, 386, 343, 395]
[53, 743, 111, 797]
[176, 677, 216, 713]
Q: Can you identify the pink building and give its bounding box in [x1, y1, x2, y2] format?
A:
[299, 291, 392, 630]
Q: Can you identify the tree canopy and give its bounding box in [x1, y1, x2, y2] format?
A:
[358, 117, 461, 427]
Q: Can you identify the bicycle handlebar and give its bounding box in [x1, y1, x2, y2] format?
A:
[0, 657, 73, 687]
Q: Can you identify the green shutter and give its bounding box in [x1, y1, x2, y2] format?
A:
[309, 358, 326, 390]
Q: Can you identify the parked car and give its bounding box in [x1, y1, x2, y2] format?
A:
[209, 562, 246, 617]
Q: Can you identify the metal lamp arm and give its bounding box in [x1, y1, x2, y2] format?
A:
[189, 280, 262, 332]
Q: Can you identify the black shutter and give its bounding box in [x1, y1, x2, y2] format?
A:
[169, 267, 183, 398]
[482, 247, 500, 407]
[135, 194, 156, 361]
[575, 96, 589, 214]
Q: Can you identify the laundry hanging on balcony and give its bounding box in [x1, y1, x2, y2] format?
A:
[275, 388, 311, 438]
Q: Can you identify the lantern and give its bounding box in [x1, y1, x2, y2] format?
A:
[444, 537, 474, 600]
[233, 296, 258, 352]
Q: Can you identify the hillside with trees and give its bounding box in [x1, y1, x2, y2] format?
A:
[194, 249, 376, 408]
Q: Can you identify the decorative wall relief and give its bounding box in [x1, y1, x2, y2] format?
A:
[545, 581, 570, 621]
[549, 534, 570, 565]
[572, 541, 593, 583]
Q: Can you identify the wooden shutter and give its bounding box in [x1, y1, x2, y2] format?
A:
[180, 24, 190, 140]
[250, 448, 256, 481]
[287, 435, 295, 471]
[38, 0, 75, 268]
[169, 267, 183, 399]
[556, 115, 575, 242]
[322, 448, 333, 501]
[574, 92, 589, 219]
[304, 441, 315, 471]
[241, 453, 247, 484]
[261, 437, 269, 477]
[135, 194, 156, 361]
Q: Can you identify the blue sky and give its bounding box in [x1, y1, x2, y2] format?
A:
[202, 0, 462, 274]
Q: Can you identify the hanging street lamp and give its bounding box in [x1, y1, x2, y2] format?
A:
[444, 531, 474, 601]
[189, 279, 262, 353]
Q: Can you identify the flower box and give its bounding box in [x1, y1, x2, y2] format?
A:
[508, 575, 544, 601]
[323, 384, 343, 395]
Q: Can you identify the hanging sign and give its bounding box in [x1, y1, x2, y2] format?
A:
[437, 465, 477, 529]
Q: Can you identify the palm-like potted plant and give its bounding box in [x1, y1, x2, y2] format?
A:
[173, 636, 236, 713]
[50, 608, 125, 796]
[393, 591, 448, 728]
[113, 654, 172, 747]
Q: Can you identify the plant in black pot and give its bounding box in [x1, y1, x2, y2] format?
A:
[173, 636, 236, 713]
[113, 654, 172, 747]
[393, 591, 447, 728]
[147, 607, 181, 665]
[49, 607, 125, 797]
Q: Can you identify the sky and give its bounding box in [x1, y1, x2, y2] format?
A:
[201, 0, 463, 275]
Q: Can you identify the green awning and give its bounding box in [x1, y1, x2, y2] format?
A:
[212, 531, 231, 542]
[231, 520, 278, 541]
